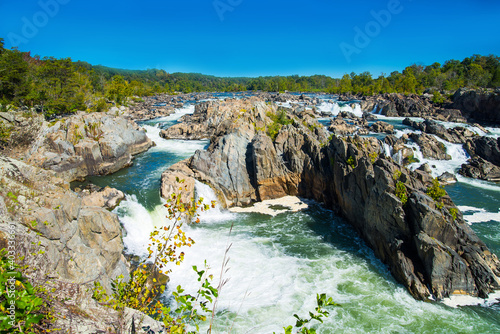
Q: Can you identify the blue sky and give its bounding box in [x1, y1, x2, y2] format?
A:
[1, 0, 499, 77]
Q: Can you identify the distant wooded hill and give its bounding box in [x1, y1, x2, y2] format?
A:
[1, 37, 499, 118]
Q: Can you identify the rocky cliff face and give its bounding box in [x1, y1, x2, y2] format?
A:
[460, 137, 500, 181]
[452, 88, 500, 125]
[0, 155, 150, 332]
[25, 112, 153, 182]
[161, 98, 500, 300]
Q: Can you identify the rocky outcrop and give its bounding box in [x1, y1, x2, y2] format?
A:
[328, 117, 358, 135]
[459, 158, 500, 182]
[409, 133, 451, 160]
[452, 88, 500, 125]
[460, 137, 500, 181]
[0, 155, 156, 332]
[161, 98, 500, 301]
[369, 121, 394, 134]
[403, 118, 476, 144]
[464, 137, 500, 166]
[80, 185, 125, 210]
[160, 98, 270, 140]
[26, 112, 153, 182]
[358, 94, 465, 122]
[0, 156, 128, 290]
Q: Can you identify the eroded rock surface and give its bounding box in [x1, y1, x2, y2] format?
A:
[26, 112, 153, 182]
[0, 155, 153, 333]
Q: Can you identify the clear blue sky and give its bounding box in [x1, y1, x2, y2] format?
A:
[1, 0, 499, 77]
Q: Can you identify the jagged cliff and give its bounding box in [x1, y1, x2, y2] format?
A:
[25, 111, 153, 182]
[160, 98, 500, 300]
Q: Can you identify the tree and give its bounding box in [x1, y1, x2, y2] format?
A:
[0, 48, 29, 104]
[339, 74, 352, 94]
[401, 67, 418, 94]
[106, 75, 131, 104]
[466, 63, 492, 88]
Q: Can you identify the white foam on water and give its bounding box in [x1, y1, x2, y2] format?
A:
[407, 135, 469, 178]
[455, 174, 500, 193]
[485, 127, 500, 137]
[457, 205, 500, 224]
[442, 291, 500, 308]
[154, 104, 195, 123]
[194, 180, 236, 223]
[142, 124, 208, 155]
[317, 102, 363, 118]
[276, 101, 293, 108]
[394, 128, 420, 138]
[113, 195, 156, 258]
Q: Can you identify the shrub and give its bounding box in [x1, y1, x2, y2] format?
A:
[449, 207, 458, 221]
[93, 179, 218, 332]
[0, 249, 45, 333]
[395, 181, 408, 206]
[347, 156, 356, 168]
[426, 178, 446, 209]
[266, 110, 292, 141]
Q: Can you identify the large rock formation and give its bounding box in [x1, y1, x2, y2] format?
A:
[358, 93, 465, 122]
[161, 98, 500, 301]
[460, 137, 500, 181]
[452, 88, 500, 125]
[25, 112, 153, 182]
[403, 118, 477, 144]
[0, 155, 159, 332]
[409, 133, 451, 160]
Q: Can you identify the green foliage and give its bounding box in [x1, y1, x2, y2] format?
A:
[346, 156, 356, 168]
[0, 249, 45, 333]
[276, 294, 339, 334]
[1, 47, 499, 117]
[403, 153, 420, 165]
[395, 181, 408, 206]
[90, 98, 108, 113]
[369, 151, 378, 164]
[426, 178, 446, 209]
[0, 122, 12, 145]
[431, 91, 445, 104]
[84, 122, 104, 141]
[393, 170, 402, 181]
[266, 109, 292, 141]
[449, 207, 458, 221]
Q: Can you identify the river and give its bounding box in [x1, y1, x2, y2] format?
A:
[80, 102, 500, 333]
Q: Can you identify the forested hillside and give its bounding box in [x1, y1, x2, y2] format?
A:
[0, 37, 499, 118]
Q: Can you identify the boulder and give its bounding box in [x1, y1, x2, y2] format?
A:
[459, 158, 500, 182]
[328, 117, 357, 135]
[0, 155, 137, 332]
[369, 121, 395, 134]
[452, 88, 500, 125]
[409, 133, 451, 160]
[81, 186, 125, 210]
[464, 137, 500, 166]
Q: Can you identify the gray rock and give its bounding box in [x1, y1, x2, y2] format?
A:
[409, 133, 451, 160]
